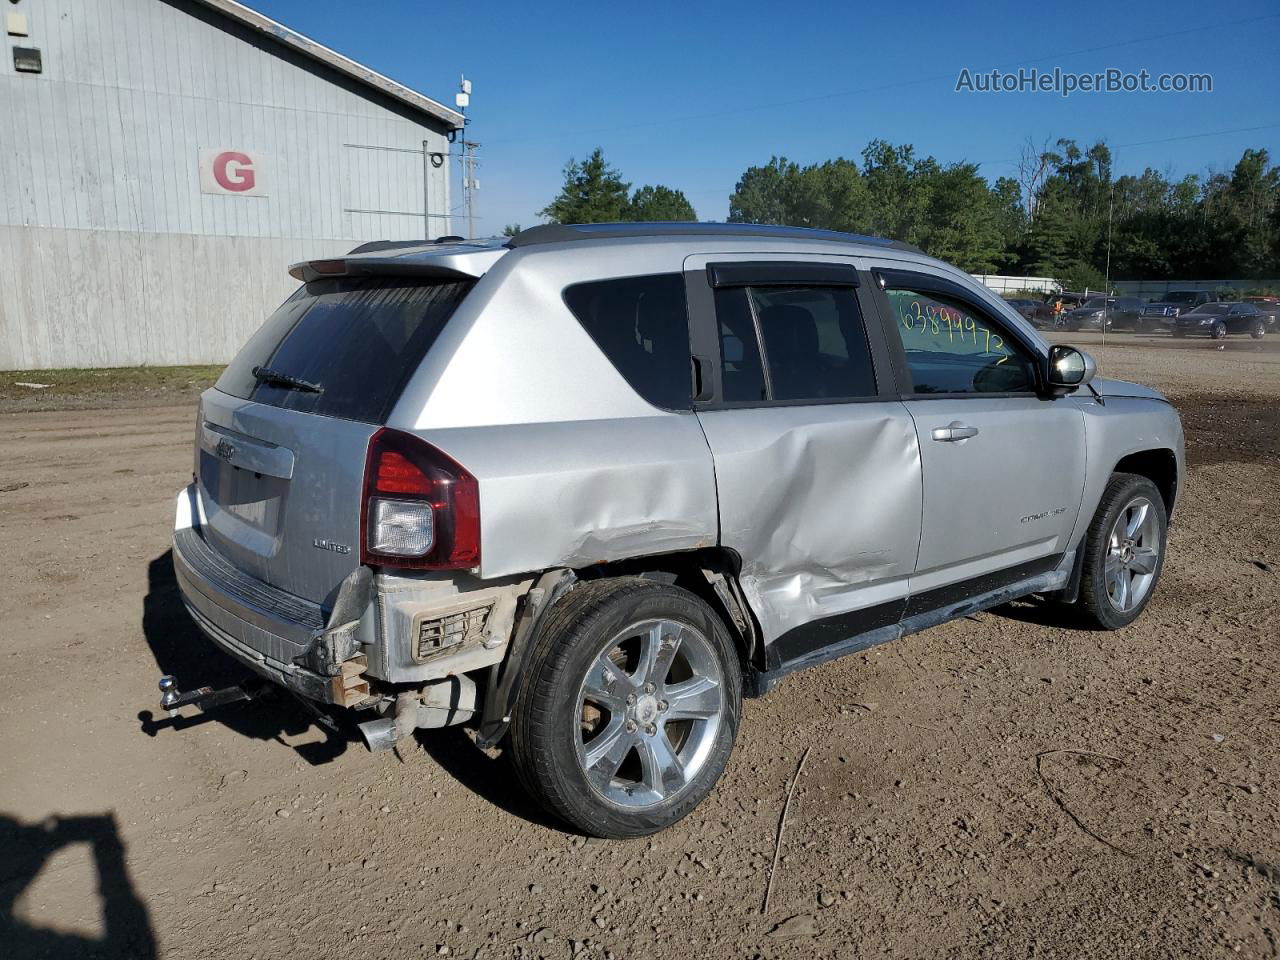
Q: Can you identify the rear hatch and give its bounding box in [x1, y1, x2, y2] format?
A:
[196, 274, 473, 607]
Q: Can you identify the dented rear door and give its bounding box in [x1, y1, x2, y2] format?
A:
[684, 254, 922, 666]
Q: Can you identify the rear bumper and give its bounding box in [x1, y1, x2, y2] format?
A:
[172, 486, 371, 705]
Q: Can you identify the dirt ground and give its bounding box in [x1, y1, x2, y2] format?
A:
[1, 332, 1277, 960]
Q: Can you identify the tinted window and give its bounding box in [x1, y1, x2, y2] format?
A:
[711, 285, 876, 403]
[563, 273, 692, 410]
[750, 286, 876, 401]
[216, 277, 473, 424]
[885, 287, 1037, 394]
[713, 287, 767, 403]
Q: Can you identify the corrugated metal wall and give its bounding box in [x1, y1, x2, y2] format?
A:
[0, 0, 456, 369]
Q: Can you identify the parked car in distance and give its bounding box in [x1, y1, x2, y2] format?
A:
[1169, 301, 1269, 339]
[1003, 297, 1051, 328]
[166, 222, 1184, 838]
[1243, 296, 1280, 326]
[1048, 291, 1095, 314]
[1058, 296, 1147, 331]
[1144, 290, 1218, 322]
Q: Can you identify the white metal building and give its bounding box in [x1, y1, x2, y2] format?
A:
[0, 0, 465, 370]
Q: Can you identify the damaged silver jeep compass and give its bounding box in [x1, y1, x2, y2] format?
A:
[168, 222, 1183, 837]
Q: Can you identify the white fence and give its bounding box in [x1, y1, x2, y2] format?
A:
[972, 274, 1062, 295]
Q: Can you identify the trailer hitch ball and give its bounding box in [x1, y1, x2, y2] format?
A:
[159, 675, 180, 714]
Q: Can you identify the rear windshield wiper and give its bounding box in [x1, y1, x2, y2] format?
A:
[251, 366, 323, 394]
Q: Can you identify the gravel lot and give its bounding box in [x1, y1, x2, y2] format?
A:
[1, 332, 1277, 959]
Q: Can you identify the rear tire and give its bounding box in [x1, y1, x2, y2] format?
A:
[1077, 473, 1168, 630]
[1251, 320, 1266, 340]
[509, 579, 742, 838]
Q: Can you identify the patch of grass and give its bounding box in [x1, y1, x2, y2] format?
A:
[0, 365, 224, 404]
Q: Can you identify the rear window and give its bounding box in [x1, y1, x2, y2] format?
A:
[563, 273, 692, 410]
[216, 277, 472, 424]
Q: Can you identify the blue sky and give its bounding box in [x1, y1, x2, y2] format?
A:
[252, 0, 1280, 234]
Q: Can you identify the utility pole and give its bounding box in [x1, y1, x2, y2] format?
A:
[1103, 181, 1114, 343]
[454, 76, 478, 238]
[422, 139, 431, 240]
[462, 140, 480, 239]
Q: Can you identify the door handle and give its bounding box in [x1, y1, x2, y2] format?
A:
[931, 422, 980, 442]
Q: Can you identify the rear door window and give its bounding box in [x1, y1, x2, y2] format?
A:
[216, 277, 473, 424]
[750, 285, 876, 402]
[563, 273, 692, 410]
[710, 284, 877, 404]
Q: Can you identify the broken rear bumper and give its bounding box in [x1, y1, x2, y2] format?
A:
[172, 485, 373, 707]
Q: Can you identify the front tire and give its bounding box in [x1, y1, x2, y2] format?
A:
[1211, 320, 1228, 340]
[510, 579, 742, 838]
[1077, 473, 1168, 630]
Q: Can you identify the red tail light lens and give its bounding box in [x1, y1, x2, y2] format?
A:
[360, 428, 480, 570]
[375, 451, 431, 495]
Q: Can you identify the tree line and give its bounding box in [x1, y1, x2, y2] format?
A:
[536, 141, 1280, 286]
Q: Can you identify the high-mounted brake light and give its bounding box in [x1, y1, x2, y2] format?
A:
[360, 428, 480, 570]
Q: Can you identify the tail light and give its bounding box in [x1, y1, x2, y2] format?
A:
[360, 428, 480, 570]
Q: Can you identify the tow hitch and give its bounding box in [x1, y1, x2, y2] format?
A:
[155, 674, 342, 735]
[158, 674, 257, 716]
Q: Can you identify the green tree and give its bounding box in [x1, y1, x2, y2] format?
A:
[988, 176, 1027, 271]
[539, 148, 630, 224]
[502, 223, 522, 237]
[727, 139, 1280, 284]
[792, 158, 867, 232]
[916, 163, 1007, 273]
[728, 157, 801, 225]
[625, 185, 696, 221]
[1057, 261, 1108, 293]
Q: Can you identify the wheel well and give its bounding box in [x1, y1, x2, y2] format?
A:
[1114, 449, 1178, 514]
[575, 548, 764, 678]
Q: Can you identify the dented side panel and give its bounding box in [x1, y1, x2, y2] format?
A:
[696, 403, 923, 645]
[416, 415, 720, 580]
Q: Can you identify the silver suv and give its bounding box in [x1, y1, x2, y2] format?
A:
[169, 223, 1183, 837]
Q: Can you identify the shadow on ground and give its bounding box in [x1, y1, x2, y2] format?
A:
[991, 595, 1103, 631]
[0, 812, 156, 960]
[136, 550, 351, 765]
[415, 727, 572, 833]
[137, 551, 567, 829]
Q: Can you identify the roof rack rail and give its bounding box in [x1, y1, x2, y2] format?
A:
[506, 221, 924, 254]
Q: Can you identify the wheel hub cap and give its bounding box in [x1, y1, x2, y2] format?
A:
[632, 694, 659, 726]
[575, 618, 724, 809]
[1105, 496, 1160, 613]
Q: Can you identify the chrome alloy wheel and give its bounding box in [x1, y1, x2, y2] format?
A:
[1105, 496, 1161, 613]
[574, 619, 724, 808]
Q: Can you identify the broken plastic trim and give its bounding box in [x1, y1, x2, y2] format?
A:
[293, 566, 374, 678]
[474, 569, 577, 749]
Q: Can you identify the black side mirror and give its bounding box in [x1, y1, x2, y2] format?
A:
[1045, 345, 1096, 394]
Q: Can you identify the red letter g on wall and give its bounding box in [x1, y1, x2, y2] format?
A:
[212, 151, 255, 192]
